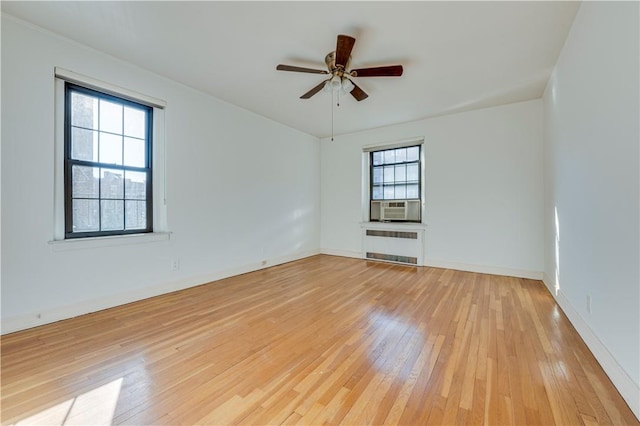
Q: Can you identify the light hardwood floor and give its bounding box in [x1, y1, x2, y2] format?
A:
[1, 255, 637, 425]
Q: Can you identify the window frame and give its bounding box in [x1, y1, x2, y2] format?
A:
[63, 82, 153, 239]
[362, 138, 425, 224]
[369, 144, 422, 203]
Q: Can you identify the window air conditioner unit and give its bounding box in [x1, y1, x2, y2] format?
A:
[371, 200, 420, 222]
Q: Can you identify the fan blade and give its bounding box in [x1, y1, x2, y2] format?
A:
[350, 82, 369, 102]
[300, 80, 328, 99]
[277, 64, 328, 74]
[335, 35, 356, 68]
[351, 65, 403, 77]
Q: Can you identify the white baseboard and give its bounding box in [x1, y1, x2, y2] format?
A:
[542, 273, 640, 421]
[320, 248, 363, 259]
[1, 248, 320, 335]
[424, 259, 543, 280]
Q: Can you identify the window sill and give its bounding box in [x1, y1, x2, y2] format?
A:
[361, 222, 427, 231]
[48, 232, 171, 251]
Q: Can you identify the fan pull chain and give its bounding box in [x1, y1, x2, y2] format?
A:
[331, 90, 334, 141]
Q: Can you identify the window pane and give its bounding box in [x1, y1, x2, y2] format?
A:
[395, 164, 406, 182]
[394, 184, 406, 199]
[372, 167, 383, 184]
[124, 137, 146, 167]
[407, 184, 419, 199]
[72, 165, 99, 198]
[383, 166, 394, 183]
[372, 151, 383, 166]
[124, 106, 146, 139]
[384, 185, 394, 199]
[383, 150, 395, 164]
[72, 199, 99, 232]
[100, 169, 124, 199]
[71, 127, 98, 162]
[99, 133, 123, 165]
[101, 200, 124, 231]
[99, 99, 123, 134]
[125, 171, 147, 200]
[407, 146, 419, 161]
[407, 163, 419, 182]
[372, 185, 383, 200]
[395, 148, 406, 163]
[71, 92, 97, 129]
[125, 200, 147, 230]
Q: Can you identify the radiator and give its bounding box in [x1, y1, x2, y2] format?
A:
[362, 226, 425, 266]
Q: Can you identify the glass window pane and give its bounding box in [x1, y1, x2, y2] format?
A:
[407, 184, 419, 199]
[100, 168, 124, 199]
[395, 164, 406, 182]
[124, 106, 146, 139]
[125, 200, 147, 230]
[383, 166, 394, 183]
[372, 185, 383, 200]
[407, 146, 419, 161]
[395, 148, 406, 163]
[372, 167, 383, 184]
[101, 200, 124, 231]
[394, 185, 406, 199]
[125, 171, 147, 200]
[71, 127, 98, 162]
[372, 151, 383, 166]
[71, 92, 97, 129]
[407, 163, 419, 182]
[384, 185, 394, 199]
[124, 137, 146, 168]
[99, 133, 123, 165]
[72, 165, 99, 198]
[383, 149, 395, 164]
[72, 199, 99, 232]
[99, 99, 123, 134]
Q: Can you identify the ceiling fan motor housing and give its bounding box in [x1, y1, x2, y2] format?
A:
[325, 51, 352, 76]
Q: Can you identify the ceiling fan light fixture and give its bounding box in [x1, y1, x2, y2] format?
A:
[341, 77, 354, 94]
[330, 75, 342, 91]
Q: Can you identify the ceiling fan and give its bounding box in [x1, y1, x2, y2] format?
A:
[276, 34, 403, 102]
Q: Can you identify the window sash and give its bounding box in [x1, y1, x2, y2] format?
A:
[64, 83, 153, 238]
[370, 145, 421, 201]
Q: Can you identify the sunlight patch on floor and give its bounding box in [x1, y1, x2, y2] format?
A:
[11, 377, 123, 426]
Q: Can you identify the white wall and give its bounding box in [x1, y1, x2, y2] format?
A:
[321, 100, 544, 277]
[543, 2, 639, 417]
[1, 16, 320, 332]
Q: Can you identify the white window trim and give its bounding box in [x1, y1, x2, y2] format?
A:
[52, 69, 169, 247]
[361, 136, 426, 224]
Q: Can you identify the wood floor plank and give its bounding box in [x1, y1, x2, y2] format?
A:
[1, 255, 637, 425]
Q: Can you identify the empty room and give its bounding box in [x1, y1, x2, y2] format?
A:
[1, 1, 638, 425]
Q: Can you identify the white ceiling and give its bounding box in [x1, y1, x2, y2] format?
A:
[2, 1, 579, 138]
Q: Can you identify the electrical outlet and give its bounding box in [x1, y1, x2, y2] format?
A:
[587, 295, 592, 314]
[171, 259, 180, 271]
[261, 260, 267, 266]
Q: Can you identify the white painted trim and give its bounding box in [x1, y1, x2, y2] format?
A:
[320, 248, 363, 259]
[424, 259, 543, 280]
[362, 136, 425, 152]
[48, 232, 171, 251]
[542, 274, 640, 421]
[55, 67, 166, 108]
[360, 222, 427, 231]
[1, 248, 319, 335]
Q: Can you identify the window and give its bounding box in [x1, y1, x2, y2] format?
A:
[371, 145, 421, 201]
[367, 144, 422, 223]
[64, 83, 153, 238]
